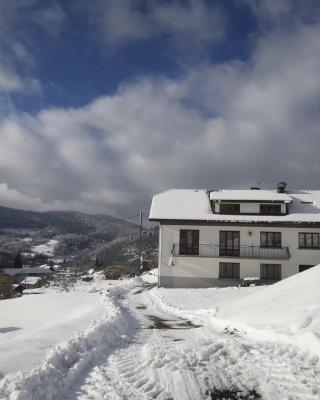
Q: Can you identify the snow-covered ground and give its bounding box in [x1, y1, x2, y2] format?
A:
[31, 239, 59, 257]
[0, 268, 320, 399]
[0, 285, 107, 376]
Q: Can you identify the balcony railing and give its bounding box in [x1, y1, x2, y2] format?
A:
[171, 243, 290, 260]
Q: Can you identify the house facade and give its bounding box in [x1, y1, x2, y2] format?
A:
[149, 185, 320, 288]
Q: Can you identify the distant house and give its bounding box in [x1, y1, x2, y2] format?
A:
[1, 266, 54, 284]
[149, 183, 320, 288]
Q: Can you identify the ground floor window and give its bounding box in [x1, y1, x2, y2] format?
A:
[219, 262, 240, 279]
[260, 264, 281, 280]
[299, 265, 315, 272]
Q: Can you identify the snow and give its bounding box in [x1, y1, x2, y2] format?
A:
[21, 276, 41, 285]
[1, 270, 320, 399]
[0, 285, 108, 376]
[210, 189, 292, 202]
[2, 267, 52, 276]
[221, 265, 320, 334]
[31, 240, 59, 257]
[149, 189, 320, 223]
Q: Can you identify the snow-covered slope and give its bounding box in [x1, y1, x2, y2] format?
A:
[0, 287, 106, 376]
[0, 282, 128, 400]
[221, 265, 320, 334]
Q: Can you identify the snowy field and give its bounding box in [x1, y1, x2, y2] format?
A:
[0, 268, 320, 399]
[31, 239, 59, 256]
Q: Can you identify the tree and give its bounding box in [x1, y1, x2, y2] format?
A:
[14, 251, 23, 268]
[0, 273, 14, 299]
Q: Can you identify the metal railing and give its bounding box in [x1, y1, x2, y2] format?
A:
[171, 243, 290, 260]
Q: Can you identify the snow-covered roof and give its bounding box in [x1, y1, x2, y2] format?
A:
[149, 189, 320, 224]
[22, 276, 41, 285]
[2, 267, 53, 275]
[209, 190, 292, 203]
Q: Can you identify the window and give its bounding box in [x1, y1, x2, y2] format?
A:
[219, 262, 240, 279]
[260, 232, 281, 248]
[260, 264, 281, 280]
[299, 233, 320, 249]
[219, 231, 240, 256]
[299, 265, 315, 272]
[260, 204, 282, 215]
[219, 203, 240, 214]
[179, 230, 199, 255]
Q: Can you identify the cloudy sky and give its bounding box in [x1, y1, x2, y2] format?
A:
[0, 0, 320, 218]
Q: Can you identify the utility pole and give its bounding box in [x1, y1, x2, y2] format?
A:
[138, 210, 143, 270]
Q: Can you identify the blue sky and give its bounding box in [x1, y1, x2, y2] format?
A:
[0, 0, 320, 217]
[8, 1, 258, 113]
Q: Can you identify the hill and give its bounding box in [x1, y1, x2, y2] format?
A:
[0, 205, 158, 271]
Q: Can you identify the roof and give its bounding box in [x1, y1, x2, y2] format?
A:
[22, 276, 41, 285]
[209, 190, 292, 203]
[2, 267, 53, 276]
[149, 189, 320, 224]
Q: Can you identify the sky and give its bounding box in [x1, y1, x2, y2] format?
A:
[0, 0, 320, 219]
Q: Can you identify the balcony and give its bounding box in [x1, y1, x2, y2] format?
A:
[171, 243, 290, 260]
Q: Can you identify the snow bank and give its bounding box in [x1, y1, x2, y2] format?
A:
[221, 265, 320, 335]
[0, 289, 107, 375]
[141, 268, 158, 284]
[0, 289, 127, 400]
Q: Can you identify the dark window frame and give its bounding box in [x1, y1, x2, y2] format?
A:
[260, 264, 281, 280]
[260, 204, 282, 215]
[219, 262, 240, 279]
[260, 232, 282, 248]
[298, 233, 320, 249]
[219, 231, 240, 256]
[219, 203, 241, 214]
[179, 229, 199, 255]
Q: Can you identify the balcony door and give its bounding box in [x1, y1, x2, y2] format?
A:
[219, 231, 240, 257]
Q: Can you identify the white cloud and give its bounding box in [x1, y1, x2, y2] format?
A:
[0, 14, 320, 216]
[0, 0, 66, 96]
[84, 0, 225, 47]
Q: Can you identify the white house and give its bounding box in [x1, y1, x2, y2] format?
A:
[149, 183, 320, 288]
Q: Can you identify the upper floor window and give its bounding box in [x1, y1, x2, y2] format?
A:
[219, 203, 240, 214]
[299, 233, 319, 249]
[260, 204, 282, 215]
[179, 229, 199, 255]
[260, 232, 281, 247]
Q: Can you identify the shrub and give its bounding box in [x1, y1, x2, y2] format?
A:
[104, 266, 123, 280]
[82, 276, 94, 282]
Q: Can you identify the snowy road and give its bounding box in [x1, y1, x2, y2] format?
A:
[1, 277, 320, 399]
[72, 281, 320, 400]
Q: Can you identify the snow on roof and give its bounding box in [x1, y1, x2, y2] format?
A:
[149, 189, 320, 223]
[209, 190, 292, 203]
[22, 276, 41, 285]
[2, 267, 53, 275]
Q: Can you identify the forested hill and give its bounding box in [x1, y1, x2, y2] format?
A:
[0, 205, 136, 235]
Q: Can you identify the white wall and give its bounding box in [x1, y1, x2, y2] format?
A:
[159, 224, 320, 287]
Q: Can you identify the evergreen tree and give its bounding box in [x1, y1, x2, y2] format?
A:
[0, 273, 14, 299]
[14, 251, 23, 268]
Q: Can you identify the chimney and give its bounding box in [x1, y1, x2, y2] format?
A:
[277, 181, 287, 193]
